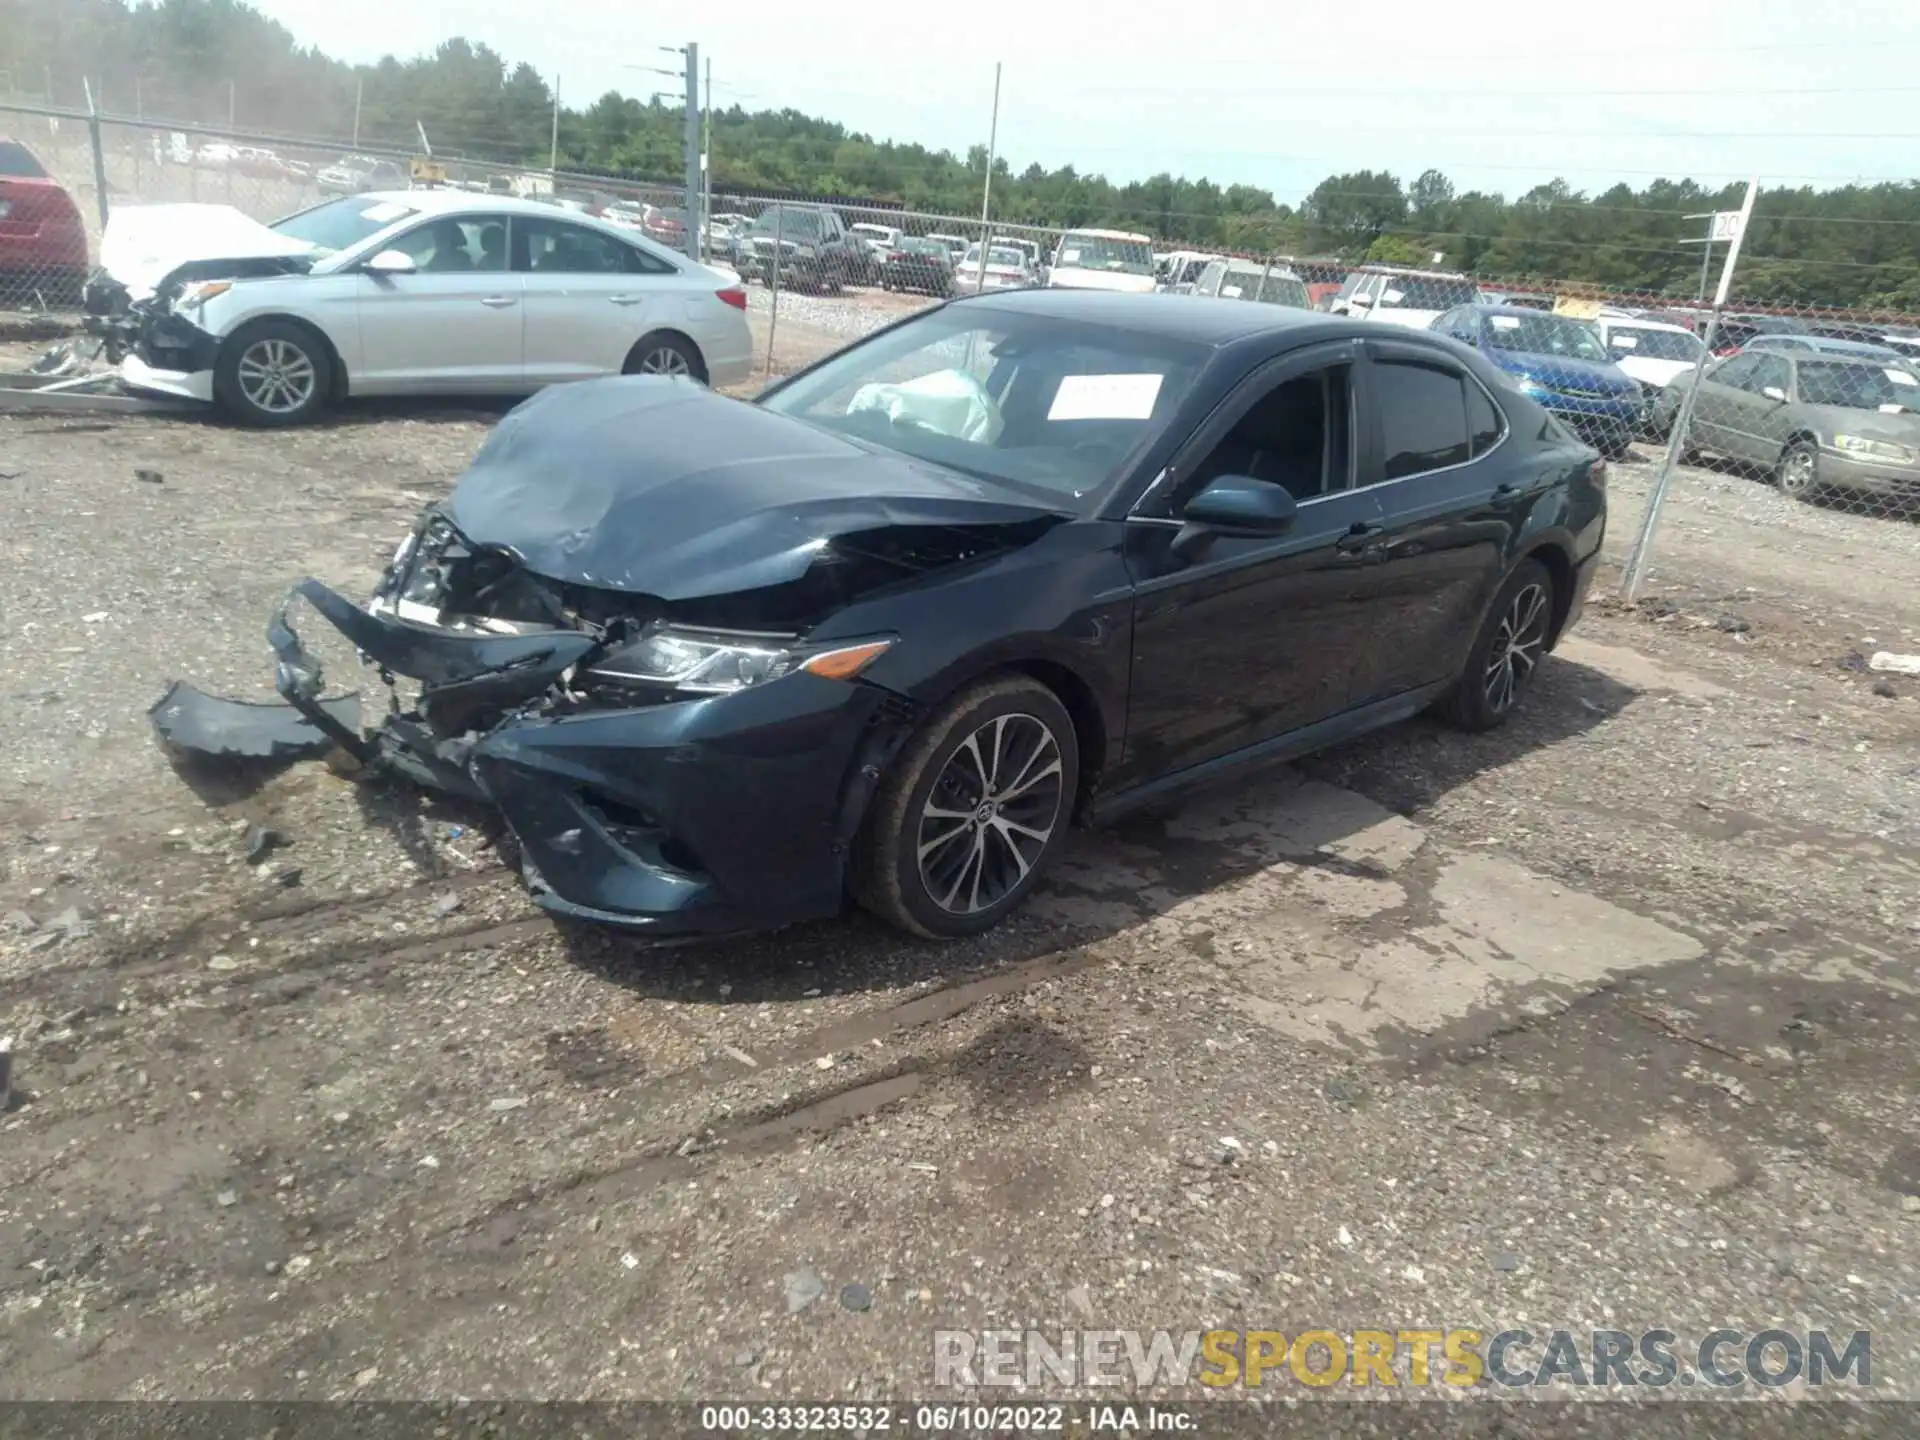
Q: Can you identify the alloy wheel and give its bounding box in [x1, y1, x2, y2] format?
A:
[235, 338, 317, 414]
[1483, 582, 1550, 715]
[1779, 446, 1818, 498]
[638, 346, 692, 377]
[916, 712, 1064, 915]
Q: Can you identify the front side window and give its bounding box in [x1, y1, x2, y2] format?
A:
[1181, 366, 1352, 505]
[761, 307, 1209, 509]
[1373, 360, 1472, 479]
[386, 215, 508, 272]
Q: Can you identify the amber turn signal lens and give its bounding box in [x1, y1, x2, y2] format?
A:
[800, 639, 894, 681]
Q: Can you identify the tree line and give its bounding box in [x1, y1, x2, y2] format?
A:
[7, 0, 1919, 309]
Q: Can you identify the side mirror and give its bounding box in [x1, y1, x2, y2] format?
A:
[1761, 385, 1787, 403]
[362, 249, 417, 275]
[1347, 293, 1373, 309]
[1172, 475, 1298, 560]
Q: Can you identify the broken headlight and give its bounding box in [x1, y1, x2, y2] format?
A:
[585, 626, 893, 695]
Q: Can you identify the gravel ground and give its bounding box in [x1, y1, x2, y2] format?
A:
[1, 406, 1917, 1427]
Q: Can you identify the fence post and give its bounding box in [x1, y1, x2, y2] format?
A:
[1619, 179, 1759, 601]
[83, 77, 109, 232]
[764, 202, 784, 380]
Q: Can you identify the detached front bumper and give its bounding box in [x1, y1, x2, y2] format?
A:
[248, 578, 907, 937]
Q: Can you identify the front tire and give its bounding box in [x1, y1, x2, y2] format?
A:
[1776, 438, 1821, 501]
[852, 675, 1078, 939]
[1438, 559, 1555, 732]
[214, 319, 330, 427]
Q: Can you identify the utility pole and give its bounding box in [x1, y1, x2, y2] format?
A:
[977, 61, 1001, 293]
[550, 75, 561, 176]
[683, 43, 701, 262]
[352, 76, 363, 146]
[701, 55, 712, 263]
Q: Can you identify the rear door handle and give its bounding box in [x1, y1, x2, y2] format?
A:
[607, 294, 643, 306]
[1335, 523, 1384, 553]
[480, 295, 516, 308]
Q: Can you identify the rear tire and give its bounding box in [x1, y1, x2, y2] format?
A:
[1438, 559, 1556, 732]
[214, 318, 331, 428]
[622, 331, 707, 384]
[852, 675, 1078, 940]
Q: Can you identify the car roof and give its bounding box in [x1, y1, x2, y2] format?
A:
[953, 288, 1367, 345]
[1062, 228, 1152, 242]
[1600, 315, 1693, 334]
[1464, 303, 1584, 318]
[1350, 265, 1471, 279]
[356, 189, 622, 220]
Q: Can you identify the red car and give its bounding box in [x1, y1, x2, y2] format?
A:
[0, 137, 89, 302]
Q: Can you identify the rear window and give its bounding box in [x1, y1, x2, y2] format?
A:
[0, 140, 49, 178]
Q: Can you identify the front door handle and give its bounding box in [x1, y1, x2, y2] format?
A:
[607, 294, 643, 306]
[1335, 522, 1384, 553]
[480, 295, 516, 308]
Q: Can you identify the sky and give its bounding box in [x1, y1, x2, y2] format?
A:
[244, 0, 1920, 202]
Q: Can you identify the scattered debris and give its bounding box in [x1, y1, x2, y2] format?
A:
[149, 681, 361, 763]
[1336, 1226, 1355, 1247]
[1637, 596, 1680, 619]
[284, 1255, 312, 1274]
[1065, 1284, 1095, 1322]
[207, 955, 240, 972]
[1714, 614, 1751, 634]
[430, 892, 464, 919]
[1901, 1196, 1920, 1215]
[244, 825, 290, 865]
[134, 467, 164, 484]
[784, 1266, 825, 1313]
[721, 1045, 759, 1070]
[1214, 1137, 1242, 1165]
[813, 1055, 835, 1071]
[1873, 679, 1899, 699]
[1837, 651, 1869, 673]
[1868, 651, 1920, 675]
[733, 1348, 760, 1368]
[621, 1253, 639, 1271]
[839, 1282, 872, 1313]
[42, 906, 92, 944]
[1491, 1251, 1520, 1272]
[906, 1162, 939, 1175]
[275, 868, 303, 888]
[80, 611, 108, 624]
[488, 1096, 528, 1112]
[0, 1036, 12, 1110]
[216, 1189, 238, 1208]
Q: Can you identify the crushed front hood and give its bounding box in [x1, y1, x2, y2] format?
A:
[99, 203, 317, 299]
[445, 378, 1070, 599]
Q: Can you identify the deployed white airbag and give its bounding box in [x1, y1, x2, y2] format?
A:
[845, 368, 1005, 444]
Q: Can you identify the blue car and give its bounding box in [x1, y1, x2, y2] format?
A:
[1432, 304, 1644, 457]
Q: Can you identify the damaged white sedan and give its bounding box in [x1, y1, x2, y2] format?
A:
[84, 191, 754, 426]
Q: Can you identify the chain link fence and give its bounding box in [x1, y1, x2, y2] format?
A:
[4, 99, 1919, 568]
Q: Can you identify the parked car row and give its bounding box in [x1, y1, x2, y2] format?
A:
[88, 190, 754, 426]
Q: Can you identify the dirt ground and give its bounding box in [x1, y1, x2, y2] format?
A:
[1, 396, 1917, 1425]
